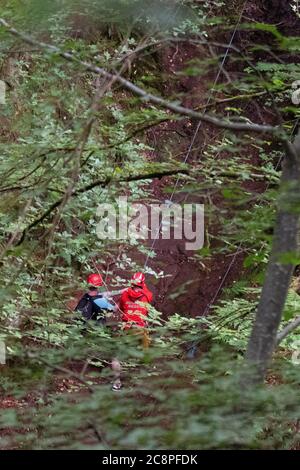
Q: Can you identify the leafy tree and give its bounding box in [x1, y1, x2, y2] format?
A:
[0, 0, 300, 449]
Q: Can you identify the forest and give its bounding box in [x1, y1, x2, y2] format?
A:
[0, 0, 300, 451]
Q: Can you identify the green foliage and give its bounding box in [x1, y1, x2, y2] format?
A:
[1, 247, 299, 450]
[2, 0, 199, 36]
[207, 287, 300, 355]
[1, 0, 300, 451]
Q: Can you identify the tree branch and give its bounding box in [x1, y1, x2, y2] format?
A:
[277, 315, 300, 345]
[16, 168, 189, 245]
[0, 18, 281, 136]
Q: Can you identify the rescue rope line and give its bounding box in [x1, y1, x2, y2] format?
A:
[144, 1, 248, 272]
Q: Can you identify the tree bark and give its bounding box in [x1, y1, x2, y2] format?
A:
[244, 131, 300, 383]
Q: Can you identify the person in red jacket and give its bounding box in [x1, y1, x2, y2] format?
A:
[112, 272, 153, 391]
[119, 272, 153, 329]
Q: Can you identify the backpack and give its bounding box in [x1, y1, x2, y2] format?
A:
[75, 293, 107, 324]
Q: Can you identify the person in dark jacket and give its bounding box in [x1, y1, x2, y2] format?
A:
[75, 273, 115, 325]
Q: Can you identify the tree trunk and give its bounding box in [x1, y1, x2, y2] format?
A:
[244, 131, 300, 383]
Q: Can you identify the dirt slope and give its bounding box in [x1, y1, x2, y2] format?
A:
[137, 0, 300, 317]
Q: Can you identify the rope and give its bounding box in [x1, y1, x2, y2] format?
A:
[144, 0, 248, 276]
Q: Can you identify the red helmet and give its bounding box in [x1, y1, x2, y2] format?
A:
[87, 273, 103, 287]
[131, 272, 145, 286]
